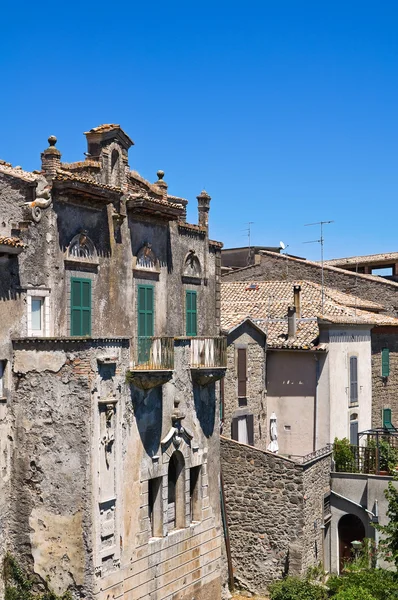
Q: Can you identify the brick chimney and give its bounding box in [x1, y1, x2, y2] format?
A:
[294, 285, 301, 318]
[154, 170, 168, 200]
[41, 135, 61, 179]
[287, 306, 297, 339]
[197, 190, 211, 229]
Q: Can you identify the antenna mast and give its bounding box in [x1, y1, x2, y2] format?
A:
[242, 222, 254, 265]
[304, 220, 334, 313]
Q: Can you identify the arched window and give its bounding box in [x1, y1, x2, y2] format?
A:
[136, 242, 157, 270]
[68, 231, 96, 259]
[110, 149, 120, 187]
[183, 250, 201, 278]
[167, 451, 185, 531]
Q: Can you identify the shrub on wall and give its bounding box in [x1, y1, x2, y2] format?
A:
[327, 569, 398, 600]
[4, 554, 72, 600]
[268, 577, 328, 600]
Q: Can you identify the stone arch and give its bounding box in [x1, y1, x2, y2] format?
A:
[167, 451, 186, 531]
[338, 513, 366, 572]
[68, 231, 97, 259]
[183, 250, 201, 278]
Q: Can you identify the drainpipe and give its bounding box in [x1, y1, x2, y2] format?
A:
[314, 355, 320, 452]
[374, 499, 379, 568]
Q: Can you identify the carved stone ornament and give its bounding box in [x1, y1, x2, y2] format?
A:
[23, 177, 52, 223]
[101, 403, 115, 468]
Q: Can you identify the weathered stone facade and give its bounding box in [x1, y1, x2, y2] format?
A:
[371, 327, 398, 428]
[0, 125, 225, 600]
[222, 322, 267, 450]
[220, 437, 331, 595]
[222, 251, 398, 317]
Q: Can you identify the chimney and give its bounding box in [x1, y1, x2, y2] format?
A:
[197, 190, 211, 229]
[41, 135, 61, 179]
[287, 306, 297, 339]
[294, 285, 301, 318]
[154, 170, 168, 200]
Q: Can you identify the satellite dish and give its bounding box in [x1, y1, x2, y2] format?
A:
[280, 241, 285, 250]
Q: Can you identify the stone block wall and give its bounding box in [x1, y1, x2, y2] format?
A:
[371, 327, 398, 428]
[220, 436, 331, 595]
[223, 323, 267, 450]
[222, 251, 398, 317]
[301, 455, 332, 572]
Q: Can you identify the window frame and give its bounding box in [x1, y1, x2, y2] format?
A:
[185, 290, 197, 337]
[27, 290, 50, 337]
[382, 348, 390, 378]
[349, 355, 358, 405]
[148, 476, 163, 538]
[70, 277, 92, 337]
[137, 284, 155, 363]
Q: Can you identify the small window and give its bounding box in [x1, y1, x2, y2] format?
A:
[350, 414, 358, 445]
[148, 477, 163, 537]
[0, 361, 4, 398]
[382, 348, 390, 377]
[383, 408, 393, 430]
[31, 297, 43, 334]
[231, 414, 254, 446]
[71, 278, 92, 336]
[349, 356, 358, 405]
[186, 290, 197, 336]
[190, 466, 201, 522]
[237, 347, 247, 398]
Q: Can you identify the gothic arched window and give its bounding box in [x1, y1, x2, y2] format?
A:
[68, 232, 96, 259]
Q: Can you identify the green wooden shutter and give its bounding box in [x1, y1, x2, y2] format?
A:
[137, 285, 154, 362]
[71, 278, 91, 336]
[383, 408, 393, 430]
[186, 290, 197, 336]
[382, 348, 390, 377]
[349, 356, 358, 404]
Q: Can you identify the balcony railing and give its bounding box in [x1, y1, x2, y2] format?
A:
[190, 336, 227, 369]
[132, 336, 174, 370]
[333, 444, 378, 475]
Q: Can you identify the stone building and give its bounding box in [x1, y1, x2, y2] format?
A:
[0, 125, 226, 599]
[323, 251, 398, 282]
[221, 437, 332, 594]
[222, 251, 398, 432]
[220, 280, 398, 455]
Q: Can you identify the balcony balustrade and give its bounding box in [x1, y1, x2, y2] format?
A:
[127, 336, 174, 390]
[190, 336, 227, 385]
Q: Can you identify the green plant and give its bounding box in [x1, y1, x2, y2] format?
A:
[4, 553, 72, 600]
[332, 586, 376, 600]
[342, 538, 378, 572]
[268, 576, 328, 600]
[374, 475, 398, 568]
[333, 438, 357, 473]
[327, 569, 398, 600]
[377, 439, 398, 474]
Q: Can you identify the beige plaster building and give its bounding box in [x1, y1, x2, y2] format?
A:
[220, 280, 398, 456]
[0, 125, 225, 600]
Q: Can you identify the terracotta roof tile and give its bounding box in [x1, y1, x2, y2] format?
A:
[323, 252, 398, 267]
[0, 236, 26, 248]
[85, 124, 120, 134]
[221, 280, 398, 348]
[0, 161, 37, 182]
[54, 171, 123, 193]
[178, 222, 207, 233]
[61, 160, 101, 170]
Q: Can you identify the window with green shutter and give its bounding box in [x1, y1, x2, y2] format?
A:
[137, 285, 154, 362]
[382, 348, 390, 377]
[383, 408, 393, 430]
[349, 356, 358, 405]
[186, 290, 197, 336]
[70, 278, 91, 336]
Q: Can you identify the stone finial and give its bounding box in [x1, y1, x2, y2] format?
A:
[154, 169, 168, 199]
[197, 190, 211, 229]
[41, 135, 61, 179]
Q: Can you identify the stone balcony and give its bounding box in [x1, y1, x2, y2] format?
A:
[189, 336, 227, 386]
[127, 336, 174, 390]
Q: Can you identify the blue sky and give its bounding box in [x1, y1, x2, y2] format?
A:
[1, 1, 397, 260]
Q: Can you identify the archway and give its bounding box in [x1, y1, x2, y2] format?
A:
[338, 513, 366, 572]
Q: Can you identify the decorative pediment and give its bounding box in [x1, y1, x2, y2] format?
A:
[182, 249, 202, 283]
[68, 231, 97, 259]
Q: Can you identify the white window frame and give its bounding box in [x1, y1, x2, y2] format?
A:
[27, 290, 50, 337]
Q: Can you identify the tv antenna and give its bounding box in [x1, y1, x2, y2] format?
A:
[242, 222, 254, 265]
[304, 220, 334, 313]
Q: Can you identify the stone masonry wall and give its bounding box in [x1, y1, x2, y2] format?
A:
[221, 437, 331, 595]
[301, 454, 332, 573]
[371, 328, 398, 428]
[222, 251, 398, 317]
[223, 323, 267, 450]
